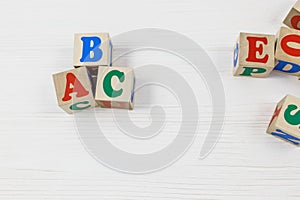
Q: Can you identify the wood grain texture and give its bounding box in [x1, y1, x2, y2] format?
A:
[95, 66, 134, 110]
[275, 26, 300, 68]
[233, 32, 275, 78]
[283, 0, 300, 30]
[0, 0, 300, 199]
[73, 33, 112, 67]
[52, 67, 96, 114]
[267, 95, 300, 145]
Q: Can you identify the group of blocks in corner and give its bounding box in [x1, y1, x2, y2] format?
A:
[233, 1, 300, 146]
[233, 1, 300, 78]
[52, 33, 135, 114]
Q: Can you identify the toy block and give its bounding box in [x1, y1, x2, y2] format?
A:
[95, 66, 135, 110]
[274, 27, 300, 76]
[85, 66, 99, 96]
[283, 0, 300, 30]
[52, 67, 96, 114]
[232, 32, 275, 78]
[267, 95, 300, 146]
[73, 33, 113, 68]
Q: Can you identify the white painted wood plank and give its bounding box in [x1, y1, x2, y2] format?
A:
[0, 0, 300, 199]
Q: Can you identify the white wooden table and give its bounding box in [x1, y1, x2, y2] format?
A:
[1, 0, 300, 199]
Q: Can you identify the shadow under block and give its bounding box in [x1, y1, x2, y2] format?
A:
[267, 95, 300, 146]
[232, 32, 275, 78]
[52, 67, 96, 114]
[274, 27, 300, 76]
[283, 0, 300, 30]
[73, 33, 113, 67]
[95, 66, 135, 110]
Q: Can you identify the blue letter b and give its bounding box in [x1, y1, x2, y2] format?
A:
[80, 36, 103, 62]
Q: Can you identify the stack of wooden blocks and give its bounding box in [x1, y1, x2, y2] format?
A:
[53, 33, 135, 114]
[233, 0, 300, 145]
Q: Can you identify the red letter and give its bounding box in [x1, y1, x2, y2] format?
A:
[62, 73, 89, 102]
[291, 15, 300, 30]
[246, 36, 269, 63]
[281, 34, 300, 57]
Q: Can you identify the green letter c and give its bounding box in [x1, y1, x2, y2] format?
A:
[103, 70, 125, 98]
[69, 101, 91, 110]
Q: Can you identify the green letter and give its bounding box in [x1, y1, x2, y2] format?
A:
[70, 101, 91, 110]
[284, 104, 300, 127]
[103, 70, 125, 98]
[240, 67, 267, 76]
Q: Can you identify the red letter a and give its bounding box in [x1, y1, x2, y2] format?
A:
[62, 73, 89, 102]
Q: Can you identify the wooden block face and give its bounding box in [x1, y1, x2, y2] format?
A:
[232, 32, 275, 78]
[73, 33, 112, 67]
[283, 0, 300, 30]
[85, 66, 99, 96]
[267, 95, 300, 146]
[95, 66, 135, 110]
[274, 27, 300, 76]
[52, 67, 96, 114]
[97, 101, 132, 110]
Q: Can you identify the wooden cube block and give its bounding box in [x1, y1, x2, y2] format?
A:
[283, 0, 300, 30]
[85, 66, 99, 96]
[274, 27, 300, 76]
[267, 95, 300, 146]
[52, 67, 96, 114]
[95, 66, 135, 110]
[73, 33, 112, 67]
[233, 32, 275, 78]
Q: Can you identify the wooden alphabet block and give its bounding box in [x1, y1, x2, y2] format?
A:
[274, 27, 300, 76]
[233, 32, 275, 78]
[267, 95, 300, 146]
[95, 66, 135, 110]
[73, 33, 112, 67]
[52, 67, 96, 114]
[283, 0, 300, 30]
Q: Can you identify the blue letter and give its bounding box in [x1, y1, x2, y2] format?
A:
[274, 60, 300, 74]
[80, 37, 103, 62]
[271, 129, 300, 145]
[233, 43, 239, 68]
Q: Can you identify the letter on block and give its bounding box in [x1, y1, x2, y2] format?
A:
[232, 32, 275, 78]
[267, 95, 300, 146]
[274, 27, 300, 76]
[73, 33, 113, 67]
[283, 0, 300, 30]
[52, 67, 96, 114]
[95, 66, 135, 110]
